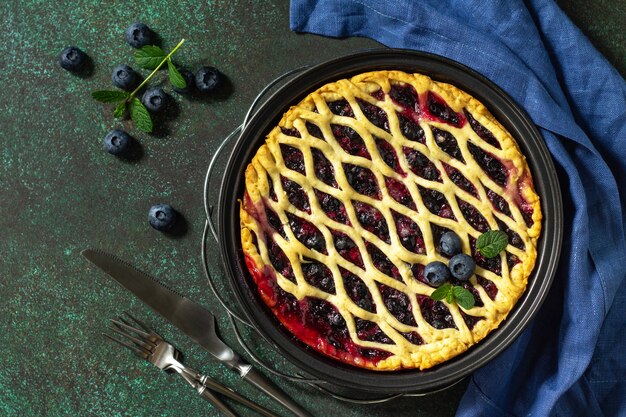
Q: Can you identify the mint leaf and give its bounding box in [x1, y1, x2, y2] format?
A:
[113, 101, 127, 118]
[129, 98, 153, 132]
[430, 283, 452, 302]
[167, 59, 187, 89]
[92, 90, 129, 103]
[476, 230, 508, 258]
[452, 286, 475, 309]
[134, 45, 166, 69]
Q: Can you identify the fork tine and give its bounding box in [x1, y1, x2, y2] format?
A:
[123, 312, 155, 335]
[103, 333, 150, 358]
[111, 318, 153, 340]
[108, 325, 156, 352]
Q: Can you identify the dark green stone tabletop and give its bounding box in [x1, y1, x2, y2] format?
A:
[2, 1, 624, 416]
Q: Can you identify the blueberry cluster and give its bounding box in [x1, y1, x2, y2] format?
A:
[424, 232, 476, 287]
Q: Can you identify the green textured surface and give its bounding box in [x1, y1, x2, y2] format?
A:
[1, 1, 623, 416]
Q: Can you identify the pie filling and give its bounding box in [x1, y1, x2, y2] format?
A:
[240, 70, 541, 371]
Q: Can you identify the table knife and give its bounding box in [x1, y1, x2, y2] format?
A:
[82, 248, 313, 417]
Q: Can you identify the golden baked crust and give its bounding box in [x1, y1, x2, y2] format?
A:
[240, 70, 541, 371]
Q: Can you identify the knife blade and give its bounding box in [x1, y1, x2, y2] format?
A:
[82, 248, 313, 417]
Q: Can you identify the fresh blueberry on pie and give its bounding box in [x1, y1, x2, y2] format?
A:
[240, 70, 541, 370]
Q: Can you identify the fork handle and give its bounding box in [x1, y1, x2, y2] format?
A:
[196, 385, 240, 417]
[241, 366, 313, 417]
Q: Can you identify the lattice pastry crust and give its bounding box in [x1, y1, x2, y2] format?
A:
[240, 70, 541, 371]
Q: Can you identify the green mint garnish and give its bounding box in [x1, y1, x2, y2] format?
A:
[166, 58, 187, 89]
[134, 45, 167, 69]
[476, 230, 508, 258]
[92, 38, 186, 133]
[430, 283, 475, 310]
[129, 98, 153, 133]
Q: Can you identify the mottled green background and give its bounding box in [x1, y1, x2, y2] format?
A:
[1, 1, 624, 416]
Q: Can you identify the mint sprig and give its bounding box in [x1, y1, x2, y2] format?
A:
[430, 283, 476, 310]
[476, 230, 508, 258]
[92, 38, 186, 133]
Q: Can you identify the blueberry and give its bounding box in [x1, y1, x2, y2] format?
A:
[142, 87, 168, 112]
[58, 46, 87, 72]
[440, 231, 462, 256]
[103, 129, 131, 156]
[424, 261, 450, 287]
[148, 204, 177, 231]
[173, 68, 195, 95]
[448, 254, 476, 281]
[125, 22, 156, 48]
[111, 64, 137, 90]
[195, 66, 222, 93]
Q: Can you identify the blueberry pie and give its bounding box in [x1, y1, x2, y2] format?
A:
[240, 70, 541, 370]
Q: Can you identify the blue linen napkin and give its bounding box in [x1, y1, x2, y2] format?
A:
[290, 1, 626, 415]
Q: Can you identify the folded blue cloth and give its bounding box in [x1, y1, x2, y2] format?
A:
[290, 1, 626, 415]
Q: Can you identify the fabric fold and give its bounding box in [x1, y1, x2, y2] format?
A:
[289, 0, 626, 415]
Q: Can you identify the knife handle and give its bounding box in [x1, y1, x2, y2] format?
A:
[241, 366, 313, 417]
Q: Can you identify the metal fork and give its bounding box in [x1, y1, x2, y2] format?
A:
[104, 313, 279, 417]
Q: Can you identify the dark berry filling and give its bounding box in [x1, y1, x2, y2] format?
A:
[443, 163, 478, 197]
[358, 347, 393, 361]
[402, 331, 423, 345]
[430, 224, 456, 257]
[280, 127, 301, 138]
[332, 124, 371, 159]
[506, 252, 521, 270]
[371, 89, 385, 101]
[286, 212, 327, 254]
[357, 99, 390, 132]
[267, 235, 295, 281]
[375, 138, 403, 173]
[305, 121, 324, 139]
[426, 92, 464, 127]
[390, 84, 419, 110]
[418, 186, 455, 219]
[312, 148, 337, 188]
[305, 298, 350, 342]
[273, 284, 301, 317]
[280, 144, 306, 175]
[353, 201, 390, 243]
[327, 99, 354, 117]
[267, 174, 277, 201]
[281, 177, 310, 213]
[332, 231, 364, 268]
[495, 218, 525, 250]
[385, 177, 417, 209]
[457, 198, 490, 232]
[366, 242, 401, 281]
[343, 163, 381, 199]
[265, 206, 286, 238]
[431, 127, 465, 162]
[392, 210, 425, 254]
[340, 267, 375, 311]
[379, 283, 416, 325]
[470, 236, 502, 275]
[398, 113, 425, 143]
[404, 147, 442, 182]
[355, 318, 394, 344]
[411, 263, 428, 285]
[461, 311, 482, 330]
[521, 205, 534, 227]
[417, 295, 457, 329]
[467, 142, 507, 186]
[464, 109, 500, 149]
[477, 275, 498, 300]
[302, 260, 336, 294]
[486, 187, 512, 217]
[314, 189, 349, 224]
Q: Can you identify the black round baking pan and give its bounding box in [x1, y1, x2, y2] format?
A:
[216, 49, 563, 394]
